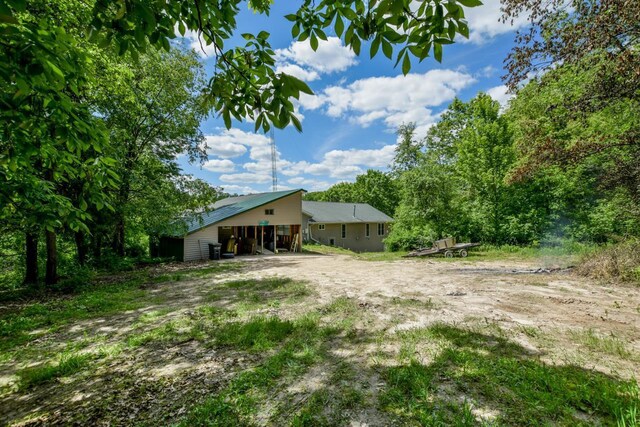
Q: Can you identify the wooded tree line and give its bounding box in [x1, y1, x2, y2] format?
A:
[307, 0, 640, 249]
[1, 0, 486, 288]
[1, 0, 637, 285]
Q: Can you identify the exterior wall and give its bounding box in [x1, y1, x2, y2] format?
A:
[183, 192, 303, 261]
[309, 222, 389, 252]
[302, 213, 313, 242]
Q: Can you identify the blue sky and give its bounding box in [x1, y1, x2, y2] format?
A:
[177, 1, 528, 195]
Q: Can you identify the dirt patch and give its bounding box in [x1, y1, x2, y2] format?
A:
[1, 254, 639, 425]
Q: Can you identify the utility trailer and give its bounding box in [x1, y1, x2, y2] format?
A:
[404, 237, 481, 258]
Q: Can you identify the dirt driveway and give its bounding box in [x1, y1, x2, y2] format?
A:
[246, 254, 639, 364]
[1, 253, 639, 426]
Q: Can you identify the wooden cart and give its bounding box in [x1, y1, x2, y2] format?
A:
[404, 237, 480, 258]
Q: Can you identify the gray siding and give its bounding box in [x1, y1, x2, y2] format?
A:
[309, 222, 388, 252]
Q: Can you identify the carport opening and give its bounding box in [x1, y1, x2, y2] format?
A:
[217, 225, 302, 255]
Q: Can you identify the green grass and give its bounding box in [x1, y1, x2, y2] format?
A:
[178, 315, 332, 426]
[0, 263, 242, 353]
[305, 241, 598, 265]
[17, 351, 94, 390]
[380, 323, 640, 426]
[571, 328, 633, 359]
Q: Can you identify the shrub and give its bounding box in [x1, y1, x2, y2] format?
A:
[384, 226, 437, 251]
[575, 239, 640, 283]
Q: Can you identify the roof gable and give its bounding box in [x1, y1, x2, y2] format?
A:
[302, 201, 393, 224]
[183, 189, 302, 234]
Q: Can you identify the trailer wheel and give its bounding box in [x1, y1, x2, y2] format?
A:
[444, 250, 454, 258]
[459, 249, 468, 258]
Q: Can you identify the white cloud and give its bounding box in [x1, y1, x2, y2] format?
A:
[202, 158, 236, 173]
[276, 37, 357, 75]
[462, 0, 529, 44]
[477, 65, 497, 78]
[301, 70, 475, 137]
[204, 129, 271, 159]
[275, 64, 320, 82]
[287, 177, 332, 191]
[486, 84, 513, 109]
[203, 131, 395, 191]
[219, 172, 271, 184]
[179, 28, 217, 57]
[220, 184, 260, 195]
[282, 144, 396, 181]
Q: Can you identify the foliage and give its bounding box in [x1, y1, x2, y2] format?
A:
[576, 239, 640, 284]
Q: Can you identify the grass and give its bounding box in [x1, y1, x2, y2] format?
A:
[571, 328, 633, 359]
[2, 258, 639, 426]
[17, 351, 94, 390]
[178, 315, 332, 426]
[380, 323, 640, 426]
[0, 262, 242, 353]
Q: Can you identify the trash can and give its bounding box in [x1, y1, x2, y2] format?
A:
[208, 243, 222, 260]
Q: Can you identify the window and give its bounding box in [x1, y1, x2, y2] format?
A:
[277, 225, 290, 236]
[318, 224, 325, 230]
[265, 209, 274, 215]
[377, 223, 385, 236]
[365, 224, 370, 238]
[341, 224, 346, 239]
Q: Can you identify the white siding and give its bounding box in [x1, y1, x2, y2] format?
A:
[184, 226, 218, 262]
[182, 191, 303, 261]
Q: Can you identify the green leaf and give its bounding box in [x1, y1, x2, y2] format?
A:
[382, 39, 392, 59]
[434, 43, 442, 62]
[291, 114, 303, 132]
[178, 21, 186, 37]
[402, 53, 411, 75]
[310, 34, 318, 50]
[370, 36, 380, 58]
[335, 15, 344, 37]
[458, 0, 483, 7]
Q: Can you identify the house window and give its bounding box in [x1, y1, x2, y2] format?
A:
[341, 224, 346, 239]
[265, 209, 274, 215]
[377, 223, 385, 236]
[318, 224, 325, 230]
[365, 224, 370, 238]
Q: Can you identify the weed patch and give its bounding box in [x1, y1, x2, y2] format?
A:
[17, 351, 93, 390]
[380, 324, 639, 426]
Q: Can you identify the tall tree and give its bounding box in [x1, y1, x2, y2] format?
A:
[91, 47, 208, 255]
[391, 123, 422, 175]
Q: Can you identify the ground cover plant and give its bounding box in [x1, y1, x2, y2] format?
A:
[1, 254, 638, 426]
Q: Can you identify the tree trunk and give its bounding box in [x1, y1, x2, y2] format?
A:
[75, 231, 87, 266]
[93, 233, 102, 259]
[113, 217, 125, 257]
[24, 232, 38, 286]
[45, 230, 58, 286]
[112, 175, 130, 257]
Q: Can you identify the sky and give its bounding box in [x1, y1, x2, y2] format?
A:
[177, 0, 529, 195]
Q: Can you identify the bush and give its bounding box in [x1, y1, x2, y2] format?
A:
[52, 266, 96, 293]
[385, 226, 437, 252]
[575, 240, 640, 283]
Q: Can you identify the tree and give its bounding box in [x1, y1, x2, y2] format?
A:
[502, 0, 639, 91]
[455, 94, 515, 242]
[2, 0, 482, 135]
[91, 47, 209, 256]
[391, 123, 422, 175]
[352, 170, 399, 216]
[0, 0, 118, 284]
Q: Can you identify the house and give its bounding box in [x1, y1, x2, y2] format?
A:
[302, 201, 393, 252]
[156, 189, 304, 261]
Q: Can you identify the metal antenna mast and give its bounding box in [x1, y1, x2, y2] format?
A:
[270, 129, 278, 192]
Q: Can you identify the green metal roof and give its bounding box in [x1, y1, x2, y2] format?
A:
[302, 201, 394, 224]
[183, 189, 302, 235]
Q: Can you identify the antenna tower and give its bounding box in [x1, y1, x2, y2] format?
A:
[270, 129, 278, 192]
